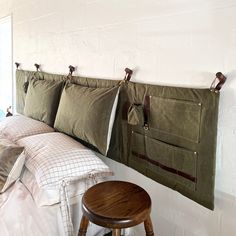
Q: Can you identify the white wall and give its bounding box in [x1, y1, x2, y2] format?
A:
[1, 0, 236, 235]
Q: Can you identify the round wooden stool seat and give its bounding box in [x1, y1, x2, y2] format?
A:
[78, 181, 154, 236]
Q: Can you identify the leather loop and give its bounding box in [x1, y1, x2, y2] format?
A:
[210, 72, 226, 92]
[34, 63, 40, 72]
[124, 68, 133, 82]
[67, 65, 75, 80]
[143, 95, 150, 130]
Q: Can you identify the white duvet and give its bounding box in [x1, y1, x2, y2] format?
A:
[0, 180, 62, 236]
[0, 180, 109, 236]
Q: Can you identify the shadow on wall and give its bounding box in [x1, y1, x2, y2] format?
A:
[215, 70, 236, 197]
[217, 70, 236, 126]
[219, 70, 236, 116]
[225, 70, 236, 87]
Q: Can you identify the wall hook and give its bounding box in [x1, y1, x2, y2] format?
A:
[34, 63, 40, 71]
[210, 72, 227, 92]
[15, 62, 20, 69]
[68, 65, 75, 76]
[6, 106, 13, 117]
[124, 68, 133, 82]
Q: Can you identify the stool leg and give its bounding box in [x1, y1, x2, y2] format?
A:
[112, 229, 121, 236]
[78, 215, 89, 236]
[144, 215, 154, 236]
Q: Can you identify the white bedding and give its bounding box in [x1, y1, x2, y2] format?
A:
[0, 116, 111, 236]
[0, 179, 109, 236]
[0, 180, 62, 236]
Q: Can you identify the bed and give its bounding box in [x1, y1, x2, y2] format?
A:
[0, 114, 115, 236]
[0, 66, 220, 235]
[0, 67, 119, 236]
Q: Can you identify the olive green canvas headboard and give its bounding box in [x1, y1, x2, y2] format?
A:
[16, 69, 219, 209]
[111, 82, 219, 210]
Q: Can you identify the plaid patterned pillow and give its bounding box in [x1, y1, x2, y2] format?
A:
[0, 115, 54, 142]
[18, 132, 113, 190]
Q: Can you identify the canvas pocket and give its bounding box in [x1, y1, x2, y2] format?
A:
[129, 131, 197, 191]
[149, 96, 202, 143]
[129, 131, 147, 174]
[146, 136, 197, 179]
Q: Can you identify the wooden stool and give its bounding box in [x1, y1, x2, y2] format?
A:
[78, 181, 154, 236]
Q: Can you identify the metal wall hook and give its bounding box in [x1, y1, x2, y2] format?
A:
[210, 72, 227, 92]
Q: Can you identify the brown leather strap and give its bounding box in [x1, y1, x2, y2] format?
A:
[122, 101, 130, 120]
[132, 151, 197, 183]
[34, 63, 40, 71]
[68, 65, 75, 75]
[143, 95, 150, 130]
[124, 68, 133, 81]
[215, 72, 226, 91]
[210, 72, 226, 92]
[66, 65, 75, 80]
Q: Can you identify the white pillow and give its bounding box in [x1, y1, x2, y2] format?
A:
[18, 132, 113, 205]
[0, 137, 25, 193]
[0, 115, 54, 142]
[21, 167, 107, 206]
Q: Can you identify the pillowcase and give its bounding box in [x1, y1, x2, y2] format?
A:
[17, 132, 113, 205]
[0, 115, 54, 142]
[54, 83, 119, 155]
[0, 137, 25, 193]
[21, 166, 108, 206]
[24, 79, 64, 126]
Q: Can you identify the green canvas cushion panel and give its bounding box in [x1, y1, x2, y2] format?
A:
[128, 131, 147, 173]
[16, 70, 35, 114]
[149, 96, 202, 143]
[16, 70, 66, 114]
[15, 70, 119, 115]
[31, 71, 66, 81]
[27, 70, 66, 82]
[54, 83, 119, 155]
[15, 70, 219, 210]
[24, 79, 64, 126]
[71, 76, 120, 88]
[123, 82, 219, 209]
[0, 137, 25, 193]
